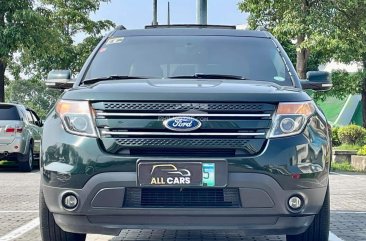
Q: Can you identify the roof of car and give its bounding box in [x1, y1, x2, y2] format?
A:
[0, 103, 24, 108]
[113, 26, 271, 38]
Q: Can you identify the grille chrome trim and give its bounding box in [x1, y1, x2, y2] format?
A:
[101, 131, 266, 136]
[96, 112, 271, 118]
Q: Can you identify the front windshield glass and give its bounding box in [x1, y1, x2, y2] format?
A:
[84, 36, 292, 86]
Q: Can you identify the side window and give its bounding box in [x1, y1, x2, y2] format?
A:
[26, 111, 35, 124]
[271, 49, 288, 82]
[18, 108, 26, 121]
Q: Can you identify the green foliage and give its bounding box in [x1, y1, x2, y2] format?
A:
[1, 0, 115, 103]
[329, 1, 366, 64]
[333, 144, 361, 151]
[331, 127, 341, 147]
[5, 78, 61, 119]
[239, 0, 336, 78]
[357, 145, 366, 156]
[239, 0, 333, 36]
[331, 162, 356, 172]
[0, 0, 51, 100]
[313, 2, 366, 126]
[338, 125, 366, 146]
[1, 0, 115, 115]
[17, 0, 114, 78]
[313, 71, 364, 102]
[238, 1, 366, 127]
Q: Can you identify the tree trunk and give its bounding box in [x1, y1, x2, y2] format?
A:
[296, 34, 309, 79]
[0, 60, 5, 102]
[362, 60, 366, 128]
[296, 0, 310, 80]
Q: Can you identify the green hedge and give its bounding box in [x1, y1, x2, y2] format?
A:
[338, 124, 366, 146]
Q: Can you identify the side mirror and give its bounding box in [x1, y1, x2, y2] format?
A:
[301, 71, 332, 91]
[37, 120, 44, 127]
[46, 70, 75, 89]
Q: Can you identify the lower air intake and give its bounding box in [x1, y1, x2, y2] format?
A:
[124, 188, 241, 208]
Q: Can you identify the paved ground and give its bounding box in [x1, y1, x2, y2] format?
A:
[0, 165, 365, 241]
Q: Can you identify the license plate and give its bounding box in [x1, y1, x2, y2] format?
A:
[138, 162, 205, 187]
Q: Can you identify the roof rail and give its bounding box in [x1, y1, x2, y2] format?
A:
[145, 24, 236, 30]
[115, 25, 127, 30]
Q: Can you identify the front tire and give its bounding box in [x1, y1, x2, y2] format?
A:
[39, 190, 86, 241]
[287, 187, 330, 241]
[18, 144, 33, 172]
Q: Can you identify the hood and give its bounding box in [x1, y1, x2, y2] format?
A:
[62, 79, 311, 103]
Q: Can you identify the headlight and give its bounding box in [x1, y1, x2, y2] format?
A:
[55, 100, 97, 137]
[269, 102, 315, 138]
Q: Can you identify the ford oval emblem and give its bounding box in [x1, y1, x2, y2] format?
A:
[163, 117, 202, 132]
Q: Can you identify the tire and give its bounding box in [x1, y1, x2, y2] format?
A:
[18, 144, 34, 172]
[39, 190, 86, 241]
[287, 187, 330, 241]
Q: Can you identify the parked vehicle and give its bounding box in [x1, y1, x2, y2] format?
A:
[40, 25, 332, 241]
[0, 103, 42, 171]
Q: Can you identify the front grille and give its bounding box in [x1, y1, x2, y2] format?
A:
[92, 101, 275, 156]
[124, 188, 241, 208]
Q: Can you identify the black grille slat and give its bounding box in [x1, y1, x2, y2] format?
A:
[130, 148, 235, 157]
[93, 102, 275, 113]
[124, 188, 241, 208]
[110, 138, 266, 156]
[115, 138, 250, 149]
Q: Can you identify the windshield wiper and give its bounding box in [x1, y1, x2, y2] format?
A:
[82, 75, 150, 85]
[168, 73, 247, 80]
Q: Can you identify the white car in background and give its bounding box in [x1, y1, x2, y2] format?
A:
[0, 103, 42, 171]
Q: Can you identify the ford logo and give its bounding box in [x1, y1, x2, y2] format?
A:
[163, 117, 202, 132]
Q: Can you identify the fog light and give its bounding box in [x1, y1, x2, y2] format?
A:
[288, 196, 303, 210]
[62, 193, 78, 210]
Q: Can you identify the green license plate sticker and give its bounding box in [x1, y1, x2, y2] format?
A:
[202, 163, 215, 187]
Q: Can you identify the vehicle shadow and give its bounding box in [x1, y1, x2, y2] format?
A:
[0, 161, 39, 173]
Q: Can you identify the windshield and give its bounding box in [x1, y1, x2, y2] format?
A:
[84, 36, 292, 86]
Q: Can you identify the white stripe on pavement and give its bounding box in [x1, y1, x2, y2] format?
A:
[332, 211, 366, 214]
[87, 232, 345, 241]
[330, 172, 364, 178]
[0, 219, 346, 241]
[329, 231, 344, 241]
[330, 172, 353, 177]
[0, 211, 38, 213]
[0, 218, 39, 241]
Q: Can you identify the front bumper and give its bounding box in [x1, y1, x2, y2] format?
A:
[41, 113, 330, 235]
[42, 172, 327, 236]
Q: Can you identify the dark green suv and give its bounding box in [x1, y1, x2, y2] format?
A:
[40, 25, 332, 241]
